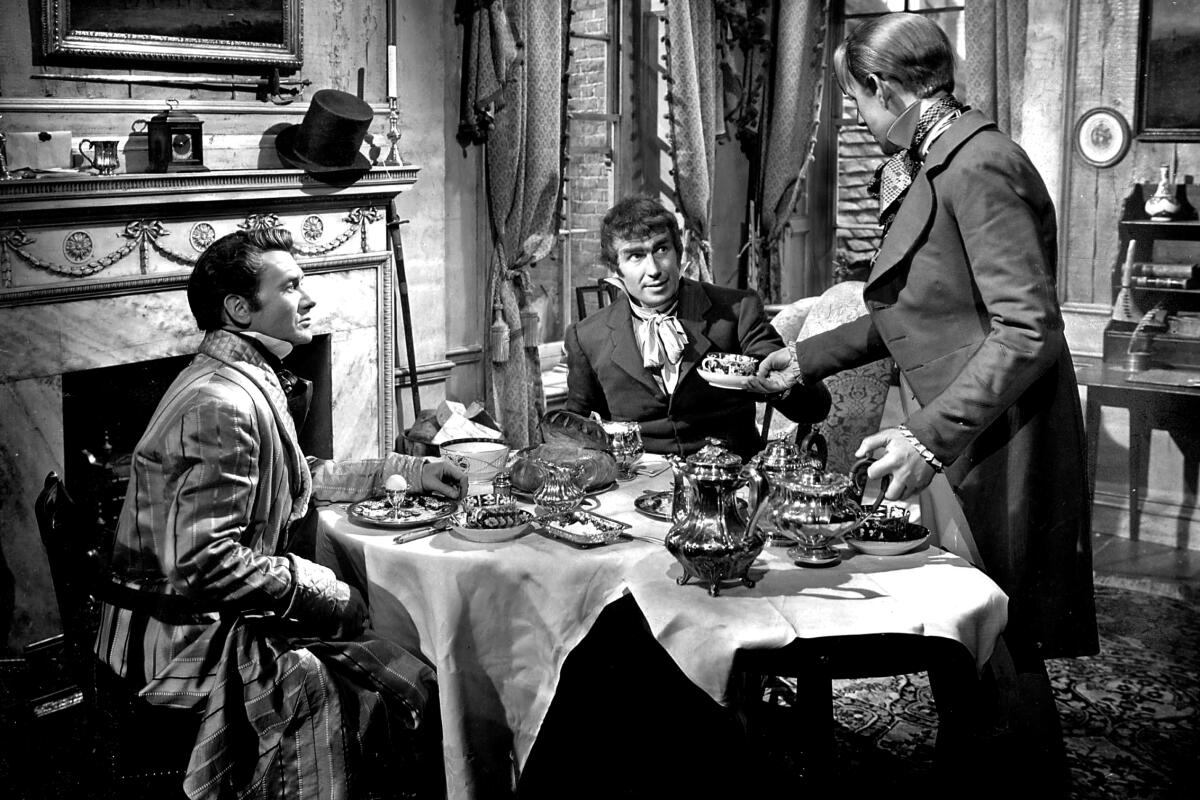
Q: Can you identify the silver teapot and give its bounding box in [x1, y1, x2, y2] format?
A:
[744, 438, 807, 546]
[746, 430, 888, 566]
[665, 439, 766, 596]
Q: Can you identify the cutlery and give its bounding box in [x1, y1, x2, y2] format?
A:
[393, 518, 452, 544]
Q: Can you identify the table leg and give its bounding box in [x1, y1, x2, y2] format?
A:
[790, 654, 834, 788]
[1128, 403, 1150, 540]
[1084, 394, 1100, 506]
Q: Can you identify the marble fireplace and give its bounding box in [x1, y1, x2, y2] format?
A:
[0, 167, 418, 653]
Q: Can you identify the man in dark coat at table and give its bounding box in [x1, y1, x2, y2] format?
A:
[564, 195, 830, 461]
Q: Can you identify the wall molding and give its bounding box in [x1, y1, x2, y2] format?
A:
[0, 97, 393, 116]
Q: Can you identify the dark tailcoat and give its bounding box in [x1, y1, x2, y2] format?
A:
[565, 278, 830, 461]
[793, 110, 1098, 659]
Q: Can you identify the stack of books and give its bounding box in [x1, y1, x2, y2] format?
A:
[1129, 262, 1200, 290]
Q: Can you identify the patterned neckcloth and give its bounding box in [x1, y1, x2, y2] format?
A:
[629, 300, 687, 369]
[869, 95, 966, 228]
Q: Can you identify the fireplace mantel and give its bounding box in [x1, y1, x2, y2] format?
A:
[0, 166, 419, 653]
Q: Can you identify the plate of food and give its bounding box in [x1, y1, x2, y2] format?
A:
[450, 502, 534, 543]
[633, 490, 674, 521]
[633, 490, 749, 522]
[347, 493, 458, 530]
[844, 519, 930, 556]
[537, 509, 631, 549]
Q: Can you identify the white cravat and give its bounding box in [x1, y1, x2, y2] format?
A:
[629, 300, 687, 394]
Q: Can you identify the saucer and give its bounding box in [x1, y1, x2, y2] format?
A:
[697, 369, 754, 390]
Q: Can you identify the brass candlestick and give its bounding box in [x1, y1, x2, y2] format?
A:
[383, 97, 403, 166]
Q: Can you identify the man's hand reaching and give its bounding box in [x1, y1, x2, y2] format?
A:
[745, 346, 800, 394]
[420, 459, 470, 499]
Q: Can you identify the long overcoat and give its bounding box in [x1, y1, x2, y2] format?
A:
[794, 110, 1098, 659]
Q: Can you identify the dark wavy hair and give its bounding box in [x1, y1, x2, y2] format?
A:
[187, 228, 295, 331]
[833, 12, 955, 99]
[599, 195, 683, 270]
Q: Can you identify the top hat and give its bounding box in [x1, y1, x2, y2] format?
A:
[276, 89, 373, 174]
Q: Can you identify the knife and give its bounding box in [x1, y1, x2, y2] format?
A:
[392, 518, 452, 545]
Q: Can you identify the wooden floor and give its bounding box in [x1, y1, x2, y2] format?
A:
[1091, 530, 1200, 602]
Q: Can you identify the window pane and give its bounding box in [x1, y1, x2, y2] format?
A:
[846, 0, 963, 13]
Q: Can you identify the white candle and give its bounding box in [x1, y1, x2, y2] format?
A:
[387, 45, 398, 98]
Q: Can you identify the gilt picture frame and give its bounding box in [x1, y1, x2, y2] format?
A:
[41, 0, 303, 70]
[1136, 0, 1200, 141]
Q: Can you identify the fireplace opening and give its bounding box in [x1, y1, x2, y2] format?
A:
[62, 335, 333, 530]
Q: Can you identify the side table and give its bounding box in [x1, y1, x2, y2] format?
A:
[1074, 356, 1200, 539]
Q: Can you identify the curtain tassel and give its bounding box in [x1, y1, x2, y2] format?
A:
[491, 305, 509, 363]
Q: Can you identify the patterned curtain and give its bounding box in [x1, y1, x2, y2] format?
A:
[965, 0, 1027, 138]
[663, 0, 718, 282]
[754, 0, 827, 301]
[457, 0, 569, 448]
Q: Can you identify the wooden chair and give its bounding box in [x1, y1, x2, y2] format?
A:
[574, 277, 620, 320]
[33, 472, 197, 800]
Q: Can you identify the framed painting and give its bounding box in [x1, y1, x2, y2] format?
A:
[1136, 0, 1200, 141]
[41, 0, 303, 70]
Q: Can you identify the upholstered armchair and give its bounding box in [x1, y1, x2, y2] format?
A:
[760, 282, 894, 470]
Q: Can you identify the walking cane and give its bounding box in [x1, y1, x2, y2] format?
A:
[386, 199, 421, 420]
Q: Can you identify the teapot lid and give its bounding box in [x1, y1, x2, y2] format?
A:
[788, 465, 852, 495]
[759, 438, 804, 470]
[150, 98, 200, 124]
[685, 438, 742, 473]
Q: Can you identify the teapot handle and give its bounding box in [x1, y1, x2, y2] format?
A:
[849, 457, 890, 516]
[798, 427, 827, 470]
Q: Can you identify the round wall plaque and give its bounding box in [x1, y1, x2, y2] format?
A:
[1074, 107, 1131, 168]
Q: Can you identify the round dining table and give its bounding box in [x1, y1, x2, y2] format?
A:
[315, 454, 1008, 800]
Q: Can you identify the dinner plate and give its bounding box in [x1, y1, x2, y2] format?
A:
[633, 490, 673, 521]
[844, 533, 929, 556]
[696, 369, 755, 390]
[347, 494, 458, 530]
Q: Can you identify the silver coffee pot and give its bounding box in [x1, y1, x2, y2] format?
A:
[665, 439, 766, 596]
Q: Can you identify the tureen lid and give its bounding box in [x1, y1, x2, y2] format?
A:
[685, 437, 742, 473]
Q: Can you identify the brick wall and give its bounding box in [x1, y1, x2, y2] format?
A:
[836, 125, 884, 277]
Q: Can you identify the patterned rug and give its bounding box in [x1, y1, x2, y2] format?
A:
[755, 585, 1199, 799]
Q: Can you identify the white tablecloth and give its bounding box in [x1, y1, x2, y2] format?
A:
[316, 455, 1008, 800]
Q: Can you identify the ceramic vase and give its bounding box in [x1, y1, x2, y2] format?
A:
[1144, 164, 1183, 221]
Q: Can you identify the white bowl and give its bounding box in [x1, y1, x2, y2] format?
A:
[440, 437, 510, 485]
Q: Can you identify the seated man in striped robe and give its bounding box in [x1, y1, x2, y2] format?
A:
[94, 228, 465, 800]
